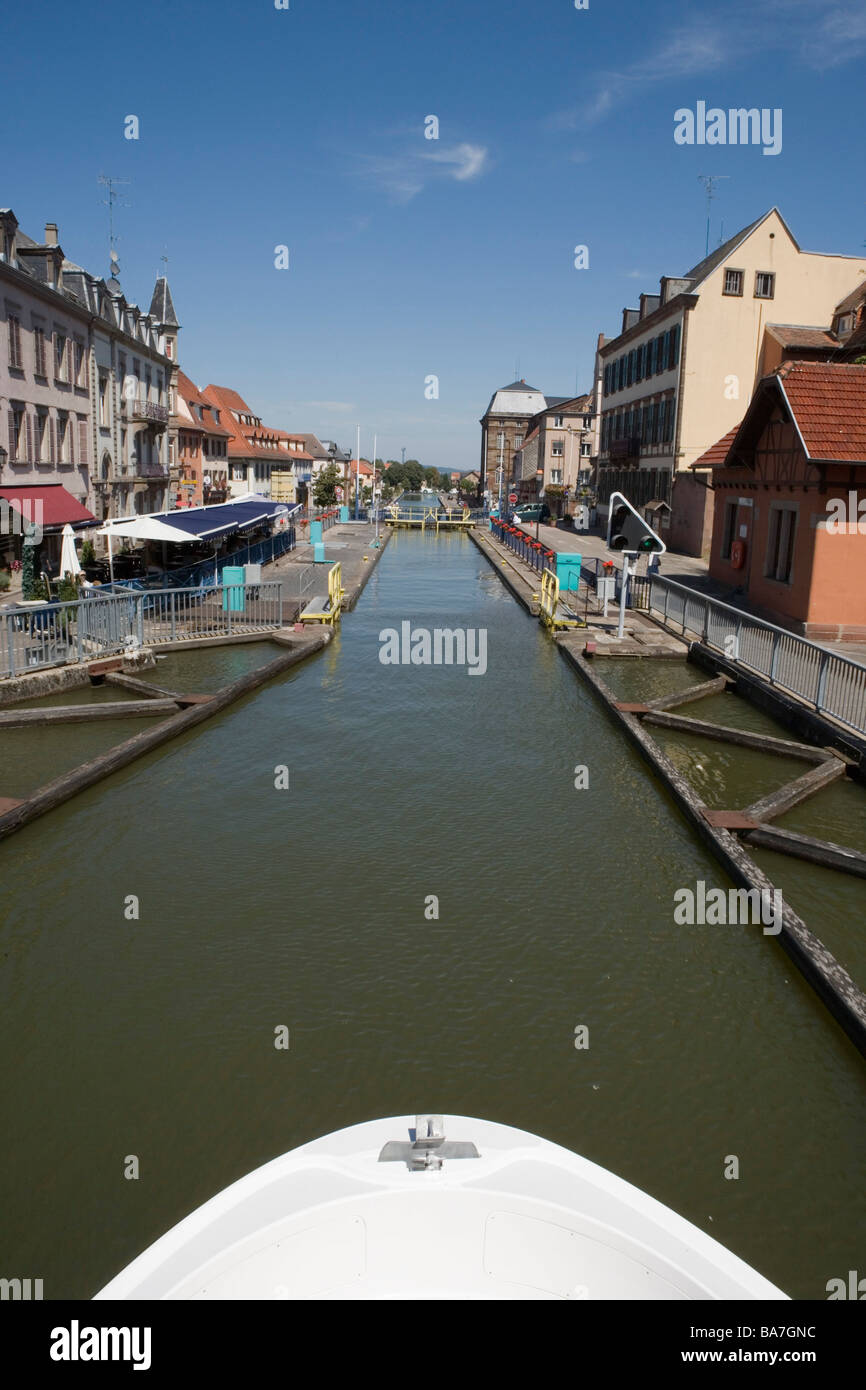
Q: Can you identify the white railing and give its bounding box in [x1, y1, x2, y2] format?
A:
[1, 582, 286, 679]
[648, 575, 866, 736]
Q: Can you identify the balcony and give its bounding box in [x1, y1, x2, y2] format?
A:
[131, 459, 169, 482]
[609, 437, 641, 461]
[130, 398, 169, 430]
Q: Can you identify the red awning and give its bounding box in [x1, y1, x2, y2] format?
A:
[0, 485, 96, 530]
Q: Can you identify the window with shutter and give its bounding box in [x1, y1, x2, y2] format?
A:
[26, 412, 34, 462]
[8, 313, 23, 368]
[49, 417, 57, 464]
[8, 410, 17, 459]
[78, 417, 88, 466]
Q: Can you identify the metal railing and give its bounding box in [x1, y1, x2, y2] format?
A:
[1, 582, 286, 679]
[102, 527, 296, 593]
[490, 518, 556, 575]
[648, 575, 866, 735]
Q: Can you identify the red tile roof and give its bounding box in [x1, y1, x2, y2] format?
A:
[201, 384, 277, 460]
[690, 424, 741, 469]
[177, 371, 232, 437]
[764, 324, 838, 351]
[777, 361, 866, 462]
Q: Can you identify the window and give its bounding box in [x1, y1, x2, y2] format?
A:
[670, 323, 681, 368]
[34, 325, 47, 377]
[99, 373, 109, 426]
[721, 501, 738, 559]
[723, 269, 744, 296]
[57, 412, 72, 463]
[627, 351, 635, 387]
[550, 468, 563, 484]
[514, 433, 523, 447]
[36, 410, 49, 463]
[55, 330, 67, 381]
[553, 415, 563, 428]
[580, 441, 591, 457]
[755, 272, 775, 300]
[582, 414, 592, 428]
[766, 504, 796, 582]
[6, 310, 22, 369]
[496, 431, 505, 450]
[551, 440, 564, 456]
[8, 404, 24, 461]
[837, 313, 853, 335]
[74, 339, 86, 388]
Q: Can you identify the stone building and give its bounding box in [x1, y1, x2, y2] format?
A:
[1, 206, 175, 530]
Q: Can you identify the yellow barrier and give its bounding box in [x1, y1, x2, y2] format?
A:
[300, 561, 345, 626]
[540, 567, 584, 631]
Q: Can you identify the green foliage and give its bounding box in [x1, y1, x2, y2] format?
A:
[56, 577, 80, 603]
[313, 461, 341, 507]
[0, 570, 10, 592]
[80, 539, 96, 565]
[21, 542, 38, 599]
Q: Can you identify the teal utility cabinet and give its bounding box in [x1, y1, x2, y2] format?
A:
[339, 505, 350, 522]
[221, 565, 246, 612]
[309, 520, 323, 544]
[313, 541, 327, 563]
[556, 552, 582, 592]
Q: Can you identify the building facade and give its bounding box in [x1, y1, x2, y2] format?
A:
[479, 380, 547, 501]
[704, 361, 866, 639]
[596, 209, 866, 551]
[511, 394, 593, 513]
[174, 371, 231, 508]
[1, 208, 175, 524]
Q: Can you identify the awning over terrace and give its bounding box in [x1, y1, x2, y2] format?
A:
[0, 484, 96, 531]
[98, 495, 297, 544]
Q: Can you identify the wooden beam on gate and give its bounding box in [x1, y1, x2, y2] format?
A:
[743, 757, 847, 824]
[0, 636, 329, 843]
[643, 675, 729, 711]
[641, 710, 831, 762]
[742, 824, 866, 878]
[0, 699, 182, 728]
[102, 671, 183, 700]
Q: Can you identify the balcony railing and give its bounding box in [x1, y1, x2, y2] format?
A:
[130, 399, 169, 428]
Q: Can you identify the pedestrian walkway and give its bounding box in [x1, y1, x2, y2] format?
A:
[536, 521, 866, 666]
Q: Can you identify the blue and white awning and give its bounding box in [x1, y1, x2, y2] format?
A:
[99, 495, 299, 544]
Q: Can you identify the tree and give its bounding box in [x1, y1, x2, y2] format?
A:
[439, 471, 451, 491]
[404, 460, 423, 489]
[423, 466, 440, 488]
[313, 462, 340, 507]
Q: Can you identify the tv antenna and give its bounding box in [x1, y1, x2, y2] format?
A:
[697, 175, 730, 256]
[98, 174, 131, 275]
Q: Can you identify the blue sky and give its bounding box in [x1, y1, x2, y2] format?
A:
[2, 0, 865, 470]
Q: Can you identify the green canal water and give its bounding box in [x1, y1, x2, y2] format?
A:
[0, 529, 864, 1299]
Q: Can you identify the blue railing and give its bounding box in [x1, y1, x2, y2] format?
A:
[489, 517, 556, 576]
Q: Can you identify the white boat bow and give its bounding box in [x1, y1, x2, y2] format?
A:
[95, 1114, 788, 1301]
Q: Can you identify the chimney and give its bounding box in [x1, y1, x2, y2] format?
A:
[45, 222, 58, 246]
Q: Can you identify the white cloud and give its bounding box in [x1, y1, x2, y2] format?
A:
[355, 140, 489, 203]
[548, 2, 866, 134]
[423, 142, 489, 182]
